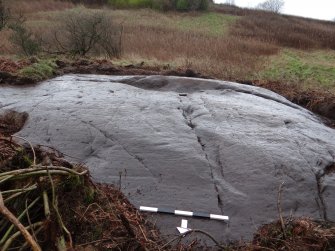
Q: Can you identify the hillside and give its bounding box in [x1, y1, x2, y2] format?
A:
[0, 0, 334, 86]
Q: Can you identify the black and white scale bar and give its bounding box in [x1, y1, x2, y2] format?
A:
[139, 206, 229, 221]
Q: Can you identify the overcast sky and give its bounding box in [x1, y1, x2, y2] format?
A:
[215, 0, 335, 21]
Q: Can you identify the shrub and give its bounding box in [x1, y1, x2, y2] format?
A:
[176, 0, 189, 11]
[9, 22, 41, 56]
[197, 0, 208, 10]
[54, 9, 122, 58]
[0, 0, 10, 30]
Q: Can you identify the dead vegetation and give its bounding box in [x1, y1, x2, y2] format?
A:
[246, 218, 335, 251]
[255, 80, 335, 123]
[231, 12, 335, 50]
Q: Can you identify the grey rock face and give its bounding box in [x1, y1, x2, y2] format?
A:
[1, 75, 334, 244]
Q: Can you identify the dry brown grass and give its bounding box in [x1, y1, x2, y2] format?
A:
[0, 3, 280, 80]
[5, 0, 74, 14]
[1, 1, 335, 82]
[0, 30, 14, 55]
[122, 24, 278, 79]
[231, 11, 335, 50]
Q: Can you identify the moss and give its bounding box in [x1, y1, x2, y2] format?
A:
[19, 59, 58, 81]
[84, 186, 96, 204]
[10, 148, 32, 169]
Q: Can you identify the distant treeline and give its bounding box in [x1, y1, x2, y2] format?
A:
[60, 0, 209, 11]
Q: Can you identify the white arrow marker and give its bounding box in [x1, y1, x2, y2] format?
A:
[177, 219, 191, 234]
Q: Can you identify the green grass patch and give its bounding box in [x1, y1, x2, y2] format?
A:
[19, 59, 57, 81]
[110, 9, 237, 36]
[259, 49, 335, 90]
[177, 12, 237, 36]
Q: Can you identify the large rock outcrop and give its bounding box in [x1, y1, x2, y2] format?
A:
[1, 75, 334, 244]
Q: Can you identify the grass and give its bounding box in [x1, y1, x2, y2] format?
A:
[176, 12, 237, 36]
[109, 9, 237, 36]
[1, 1, 335, 91]
[4, 6, 270, 80]
[258, 49, 335, 91]
[231, 11, 335, 50]
[19, 59, 57, 81]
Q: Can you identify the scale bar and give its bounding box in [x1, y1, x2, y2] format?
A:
[139, 206, 229, 221]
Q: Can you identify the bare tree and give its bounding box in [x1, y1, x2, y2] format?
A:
[225, 0, 235, 5]
[53, 9, 122, 58]
[0, 0, 11, 30]
[257, 0, 284, 13]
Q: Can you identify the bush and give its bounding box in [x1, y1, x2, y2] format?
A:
[0, 0, 10, 31]
[54, 9, 122, 58]
[176, 0, 189, 10]
[198, 0, 208, 10]
[9, 22, 41, 56]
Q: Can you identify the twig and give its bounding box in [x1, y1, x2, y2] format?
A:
[161, 235, 181, 249]
[1, 184, 37, 194]
[0, 175, 14, 185]
[1, 222, 44, 251]
[43, 190, 51, 220]
[25, 199, 38, 243]
[0, 192, 41, 251]
[77, 238, 112, 246]
[18, 225, 44, 251]
[162, 229, 225, 249]
[277, 181, 286, 239]
[0, 166, 88, 178]
[45, 158, 73, 248]
[1, 170, 71, 181]
[139, 224, 148, 242]
[0, 197, 40, 245]
[80, 202, 106, 221]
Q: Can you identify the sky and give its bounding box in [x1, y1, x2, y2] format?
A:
[215, 0, 335, 21]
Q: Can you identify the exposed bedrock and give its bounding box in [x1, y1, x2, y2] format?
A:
[1, 75, 334, 245]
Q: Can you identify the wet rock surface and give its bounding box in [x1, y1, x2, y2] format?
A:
[1, 74, 335, 245]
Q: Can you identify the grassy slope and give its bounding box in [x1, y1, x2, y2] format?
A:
[1, 1, 334, 94]
[259, 49, 335, 91]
